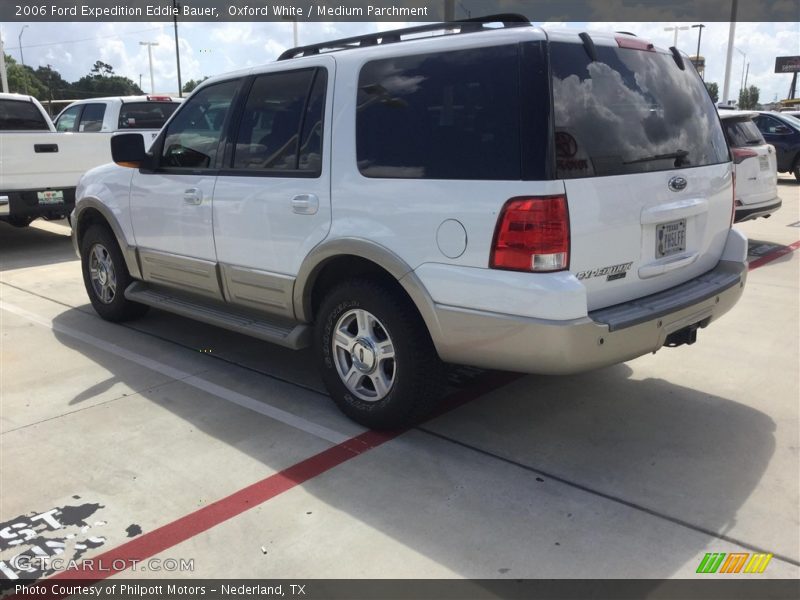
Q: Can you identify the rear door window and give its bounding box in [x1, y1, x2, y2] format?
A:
[119, 102, 180, 129]
[77, 103, 106, 132]
[231, 68, 326, 173]
[0, 99, 50, 130]
[723, 118, 765, 147]
[550, 42, 729, 179]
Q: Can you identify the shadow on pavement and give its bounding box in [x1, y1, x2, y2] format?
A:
[0, 220, 75, 272]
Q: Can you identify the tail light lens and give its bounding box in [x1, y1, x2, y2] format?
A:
[731, 171, 736, 226]
[490, 196, 570, 272]
[731, 147, 759, 164]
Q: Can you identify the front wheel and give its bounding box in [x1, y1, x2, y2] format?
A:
[793, 157, 800, 182]
[80, 225, 148, 322]
[315, 279, 443, 429]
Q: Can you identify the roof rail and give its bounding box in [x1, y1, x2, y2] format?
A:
[277, 13, 531, 60]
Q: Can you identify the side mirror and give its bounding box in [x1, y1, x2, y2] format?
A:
[111, 133, 147, 168]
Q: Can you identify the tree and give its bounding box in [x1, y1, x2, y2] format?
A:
[705, 82, 719, 104]
[2, 54, 47, 97]
[90, 61, 114, 77]
[739, 85, 760, 110]
[182, 77, 209, 94]
[34, 65, 74, 100]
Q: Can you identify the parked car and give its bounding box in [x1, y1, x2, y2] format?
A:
[0, 94, 181, 228]
[718, 110, 781, 222]
[72, 16, 748, 428]
[752, 111, 800, 181]
[54, 95, 181, 147]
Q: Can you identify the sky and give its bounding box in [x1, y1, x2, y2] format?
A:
[1, 19, 798, 103]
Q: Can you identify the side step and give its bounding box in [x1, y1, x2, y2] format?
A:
[124, 281, 311, 350]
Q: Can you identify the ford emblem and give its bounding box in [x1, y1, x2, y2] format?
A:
[668, 176, 688, 192]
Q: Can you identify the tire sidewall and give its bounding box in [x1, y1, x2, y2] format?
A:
[80, 226, 136, 321]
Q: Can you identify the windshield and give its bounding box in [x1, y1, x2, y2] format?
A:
[550, 42, 729, 179]
[779, 114, 800, 129]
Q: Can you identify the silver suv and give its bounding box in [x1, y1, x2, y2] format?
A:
[72, 16, 748, 428]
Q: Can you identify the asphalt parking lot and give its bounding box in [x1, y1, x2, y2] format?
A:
[1, 177, 798, 584]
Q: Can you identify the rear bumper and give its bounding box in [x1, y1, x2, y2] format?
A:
[735, 196, 782, 223]
[431, 259, 746, 374]
[0, 188, 76, 220]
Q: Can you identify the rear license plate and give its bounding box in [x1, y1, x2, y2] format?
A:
[759, 155, 769, 171]
[37, 190, 64, 205]
[656, 219, 686, 258]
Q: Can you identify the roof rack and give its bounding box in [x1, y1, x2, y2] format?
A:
[277, 14, 531, 60]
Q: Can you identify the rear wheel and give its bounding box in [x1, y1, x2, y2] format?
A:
[793, 156, 800, 182]
[315, 279, 443, 429]
[80, 224, 148, 322]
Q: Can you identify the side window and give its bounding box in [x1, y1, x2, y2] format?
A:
[0, 99, 50, 130]
[77, 103, 106, 132]
[356, 46, 521, 180]
[55, 105, 81, 132]
[161, 79, 240, 169]
[232, 68, 326, 173]
[755, 116, 783, 135]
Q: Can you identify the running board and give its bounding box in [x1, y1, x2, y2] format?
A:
[124, 282, 310, 350]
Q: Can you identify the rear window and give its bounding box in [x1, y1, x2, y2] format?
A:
[723, 118, 765, 147]
[119, 102, 179, 130]
[0, 99, 50, 130]
[356, 46, 522, 180]
[550, 42, 729, 179]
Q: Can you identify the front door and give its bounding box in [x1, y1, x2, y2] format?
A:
[130, 78, 241, 300]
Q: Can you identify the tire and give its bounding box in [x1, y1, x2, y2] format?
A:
[7, 215, 34, 228]
[793, 157, 800, 182]
[80, 224, 149, 322]
[315, 279, 443, 429]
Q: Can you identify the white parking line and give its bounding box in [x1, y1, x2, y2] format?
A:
[0, 300, 353, 445]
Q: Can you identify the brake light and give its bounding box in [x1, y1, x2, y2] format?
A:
[615, 36, 655, 51]
[731, 147, 759, 164]
[146, 95, 172, 102]
[490, 196, 570, 272]
[730, 171, 736, 226]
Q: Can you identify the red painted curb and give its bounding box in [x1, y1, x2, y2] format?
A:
[748, 240, 800, 271]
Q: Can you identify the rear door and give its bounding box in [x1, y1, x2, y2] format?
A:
[212, 59, 333, 318]
[549, 38, 732, 311]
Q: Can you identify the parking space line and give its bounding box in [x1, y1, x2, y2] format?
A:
[0, 301, 352, 445]
[748, 239, 800, 271]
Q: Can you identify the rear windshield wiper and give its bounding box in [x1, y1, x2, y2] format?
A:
[624, 149, 690, 166]
[744, 139, 763, 145]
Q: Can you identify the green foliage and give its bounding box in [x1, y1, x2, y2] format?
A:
[182, 76, 209, 94]
[705, 81, 719, 104]
[2, 55, 142, 99]
[738, 85, 760, 110]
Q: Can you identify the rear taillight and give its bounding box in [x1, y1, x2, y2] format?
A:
[730, 171, 736, 226]
[490, 196, 570, 272]
[731, 147, 759, 164]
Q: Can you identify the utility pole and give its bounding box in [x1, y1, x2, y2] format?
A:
[18, 25, 28, 94]
[0, 29, 9, 93]
[722, 0, 738, 105]
[173, 0, 182, 97]
[139, 73, 142, 89]
[735, 47, 747, 100]
[692, 24, 705, 80]
[140, 41, 158, 94]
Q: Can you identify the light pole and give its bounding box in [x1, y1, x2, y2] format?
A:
[664, 25, 689, 48]
[172, 0, 182, 97]
[722, 0, 738, 106]
[0, 29, 9, 93]
[18, 25, 28, 94]
[140, 41, 159, 94]
[692, 24, 705, 80]
[736, 47, 747, 100]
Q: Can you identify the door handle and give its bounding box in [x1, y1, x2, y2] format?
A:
[183, 188, 203, 205]
[291, 193, 319, 215]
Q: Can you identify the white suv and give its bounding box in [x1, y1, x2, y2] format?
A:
[72, 16, 748, 428]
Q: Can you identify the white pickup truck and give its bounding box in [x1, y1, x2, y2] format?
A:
[0, 93, 180, 227]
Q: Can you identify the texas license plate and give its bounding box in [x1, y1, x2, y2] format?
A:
[37, 190, 64, 205]
[656, 219, 686, 258]
[759, 155, 770, 171]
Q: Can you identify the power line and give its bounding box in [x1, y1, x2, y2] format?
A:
[1, 26, 162, 52]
